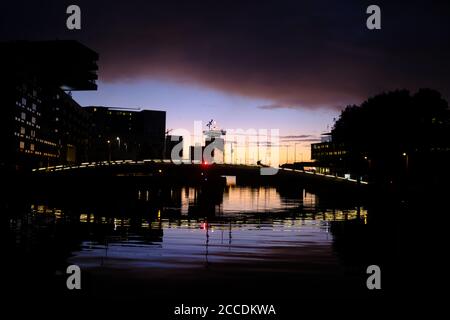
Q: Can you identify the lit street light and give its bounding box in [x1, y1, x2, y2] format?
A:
[107, 140, 111, 161]
[403, 152, 409, 172]
[294, 143, 303, 163]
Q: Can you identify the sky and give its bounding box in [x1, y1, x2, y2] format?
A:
[2, 0, 450, 162]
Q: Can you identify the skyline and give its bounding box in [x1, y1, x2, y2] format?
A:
[73, 80, 335, 162]
[3, 0, 450, 162]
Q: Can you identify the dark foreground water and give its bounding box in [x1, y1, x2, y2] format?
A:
[4, 179, 395, 312]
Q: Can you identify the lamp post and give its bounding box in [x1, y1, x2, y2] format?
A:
[294, 143, 303, 163]
[107, 140, 111, 161]
[283, 145, 289, 164]
[402, 152, 409, 172]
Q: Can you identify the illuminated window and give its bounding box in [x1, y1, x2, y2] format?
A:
[31, 130, 35, 137]
[21, 112, 26, 120]
[20, 127, 25, 135]
[19, 141, 25, 149]
[32, 103, 36, 111]
[31, 117, 36, 124]
[22, 97, 27, 105]
[30, 144, 35, 151]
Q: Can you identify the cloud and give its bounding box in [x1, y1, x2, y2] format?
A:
[2, 0, 450, 110]
[280, 135, 321, 143]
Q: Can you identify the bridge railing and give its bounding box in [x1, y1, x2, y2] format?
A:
[32, 160, 368, 185]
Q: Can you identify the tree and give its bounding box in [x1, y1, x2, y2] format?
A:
[330, 89, 450, 185]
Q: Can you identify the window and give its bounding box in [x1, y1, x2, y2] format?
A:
[20, 127, 25, 135]
[31, 117, 36, 124]
[30, 144, 35, 151]
[19, 141, 25, 149]
[32, 103, 36, 111]
[31, 130, 35, 138]
[21, 97, 27, 105]
[32, 90, 37, 97]
[21, 112, 26, 120]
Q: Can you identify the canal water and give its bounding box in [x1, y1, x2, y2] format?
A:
[4, 179, 394, 305]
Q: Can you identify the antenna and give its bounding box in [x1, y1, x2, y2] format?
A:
[206, 119, 214, 130]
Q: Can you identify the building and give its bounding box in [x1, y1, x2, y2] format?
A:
[85, 107, 166, 161]
[204, 136, 225, 163]
[0, 40, 98, 171]
[311, 133, 348, 175]
[202, 120, 226, 164]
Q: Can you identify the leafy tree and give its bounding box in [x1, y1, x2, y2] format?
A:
[330, 89, 450, 184]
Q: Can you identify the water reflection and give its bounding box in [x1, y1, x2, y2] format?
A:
[6, 184, 375, 300]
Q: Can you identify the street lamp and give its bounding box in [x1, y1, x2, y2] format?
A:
[285, 145, 293, 164]
[294, 143, 303, 162]
[402, 152, 408, 172]
[107, 140, 111, 161]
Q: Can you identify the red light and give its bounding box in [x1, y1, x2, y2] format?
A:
[200, 222, 208, 230]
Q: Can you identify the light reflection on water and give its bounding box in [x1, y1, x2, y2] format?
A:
[72, 219, 334, 269]
[24, 186, 367, 273]
[7, 184, 382, 300]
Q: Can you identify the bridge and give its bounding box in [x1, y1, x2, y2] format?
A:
[31, 159, 368, 192]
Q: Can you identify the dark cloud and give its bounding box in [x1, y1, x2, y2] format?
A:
[2, 0, 450, 109]
[280, 134, 322, 142]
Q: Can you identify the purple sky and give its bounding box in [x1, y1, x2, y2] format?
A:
[3, 0, 450, 160]
[73, 79, 335, 161]
[72, 79, 336, 135]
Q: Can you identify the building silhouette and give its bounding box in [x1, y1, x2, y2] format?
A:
[0, 41, 169, 171]
[85, 106, 166, 161]
[311, 133, 347, 175]
[0, 40, 98, 171]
